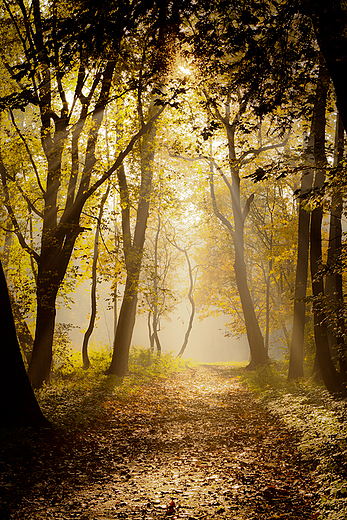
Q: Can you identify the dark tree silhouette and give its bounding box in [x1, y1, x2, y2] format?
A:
[0, 261, 49, 429]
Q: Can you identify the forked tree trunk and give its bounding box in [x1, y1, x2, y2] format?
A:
[207, 91, 268, 369]
[231, 169, 268, 368]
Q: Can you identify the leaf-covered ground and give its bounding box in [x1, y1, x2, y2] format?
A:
[0, 366, 319, 519]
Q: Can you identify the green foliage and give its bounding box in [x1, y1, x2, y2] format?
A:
[129, 346, 186, 379]
[37, 346, 185, 430]
[238, 362, 347, 520]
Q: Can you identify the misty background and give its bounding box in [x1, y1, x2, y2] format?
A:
[57, 281, 284, 363]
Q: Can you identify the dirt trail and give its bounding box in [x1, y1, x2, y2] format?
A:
[1, 366, 318, 519]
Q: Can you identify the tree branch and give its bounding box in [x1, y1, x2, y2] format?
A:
[209, 163, 234, 237]
[0, 156, 40, 264]
[9, 110, 45, 195]
[240, 131, 291, 165]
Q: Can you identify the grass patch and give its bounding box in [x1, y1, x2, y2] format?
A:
[238, 361, 347, 520]
[37, 347, 186, 430]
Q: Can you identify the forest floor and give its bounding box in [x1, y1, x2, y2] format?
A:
[0, 365, 320, 520]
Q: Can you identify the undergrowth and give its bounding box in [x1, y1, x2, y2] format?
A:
[239, 361, 347, 520]
[36, 347, 185, 430]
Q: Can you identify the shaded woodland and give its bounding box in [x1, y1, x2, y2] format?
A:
[1, 2, 347, 518]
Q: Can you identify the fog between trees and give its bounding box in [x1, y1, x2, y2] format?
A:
[1, 1, 347, 428]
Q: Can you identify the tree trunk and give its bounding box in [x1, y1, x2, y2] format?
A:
[28, 293, 57, 388]
[177, 249, 196, 358]
[234, 248, 268, 368]
[82, 185, 110, 369]
[151, 214, 162, 356]
[28, 224, 80, 388]
[309, 62, 343, 394]
[232, 177, 268, 368]
[209, 162, 268, 368]
[326, 113, 345, 371]
[152, 323, 162, 356]
[107, 275, 138, 376]
[0, 261, 49, 429]
[106, 101, 159, 376]
[288, 160, 313, 379]
[265, 258, 272, 355]
[208, 93, 269, 369]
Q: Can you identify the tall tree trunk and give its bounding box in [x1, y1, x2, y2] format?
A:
[326, 113, 346, 375]
[309, 62, 343, 394]
[106, 102, 159, 376]
[151, 214, 162, 356]
[231, 170, 268, 368]
[209, 161, 268, 368]
[207, 92, 269, 368]
[288, 155, 314, 379]
[177, 249, 195, 358]
[0, 261, 49, 429]
[82, 185, 110, 369]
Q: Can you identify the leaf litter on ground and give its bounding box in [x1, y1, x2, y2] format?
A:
[0, 365, 321, 519]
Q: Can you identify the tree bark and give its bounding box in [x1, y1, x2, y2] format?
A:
[326, 113, 346, 374]
[288, 153, 314, 379]
[309, 62, 343, 394]
[0, 261, 49, 429]
[151, 214, 162, 356]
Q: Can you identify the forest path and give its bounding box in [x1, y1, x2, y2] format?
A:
[3, 366, 318, 519]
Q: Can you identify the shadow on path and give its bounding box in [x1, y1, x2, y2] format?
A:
[1, 367, 318, 519]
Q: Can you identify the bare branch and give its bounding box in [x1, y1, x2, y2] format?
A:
[240, 131, 291, 165]
[242, 193, 254, 223]
[9, 109, 45, 194]
[0, 156, 40, 264]
[209, 163, 234, 237]
[82, 104, 166, 203]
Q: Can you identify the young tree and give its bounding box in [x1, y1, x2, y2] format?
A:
[82, 184, 110, 369]
[142, 213, 176, 356]
[174, 244, 197, 358]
